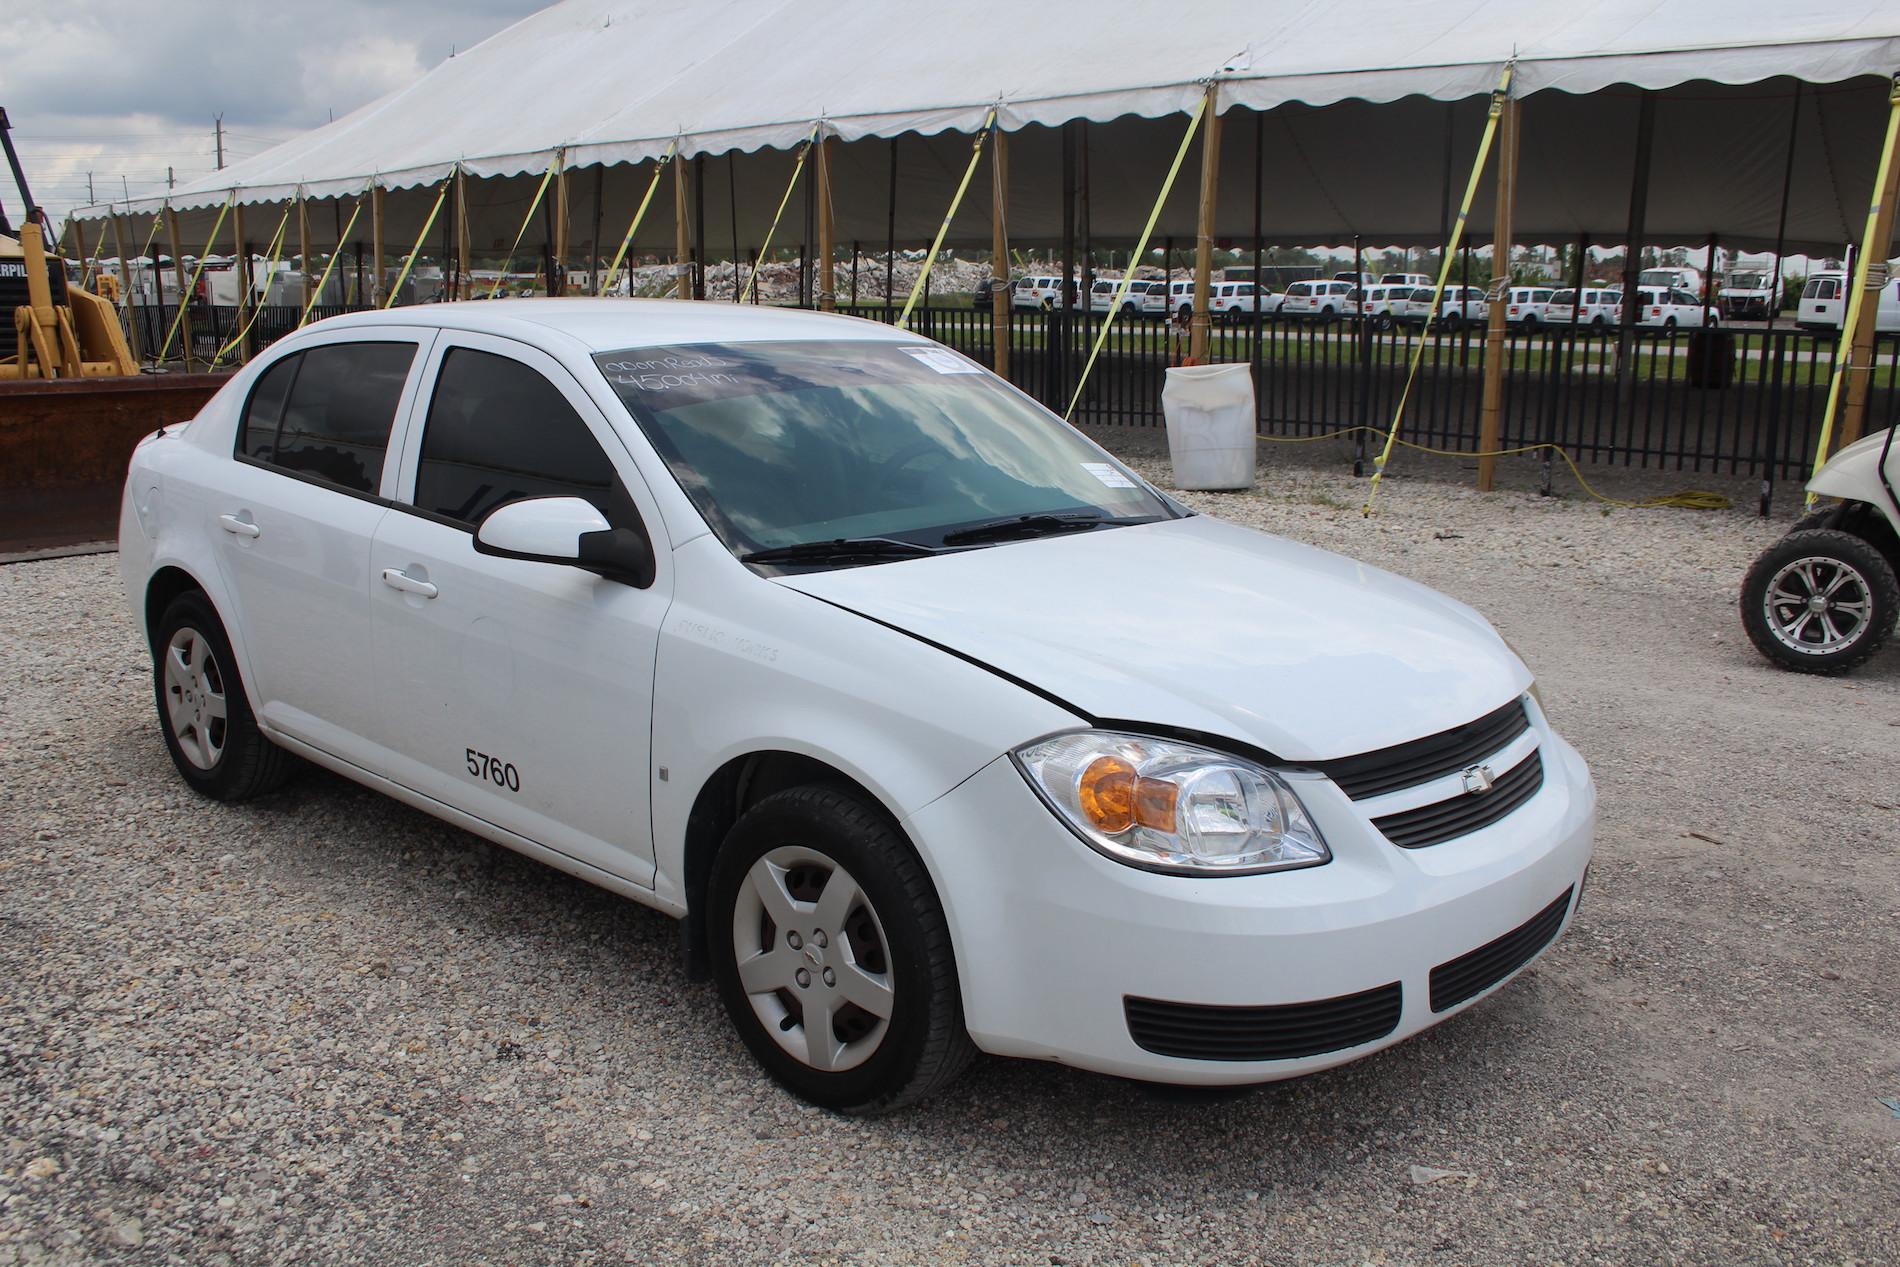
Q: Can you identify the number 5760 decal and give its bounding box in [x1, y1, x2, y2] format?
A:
[465, 748, 521, 792]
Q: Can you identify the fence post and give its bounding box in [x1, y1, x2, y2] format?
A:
[1189, 81, 1222, 364]
[991, 125, 1010, 376]
[1477, 89, 1521, 490]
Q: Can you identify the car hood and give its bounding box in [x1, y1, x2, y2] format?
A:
[777, 515, 1529, 762]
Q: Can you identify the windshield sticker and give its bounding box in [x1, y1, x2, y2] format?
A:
[1082, 462, 1136, 489]
[598, 352, 743, 394]
[902, 347, 982, 375]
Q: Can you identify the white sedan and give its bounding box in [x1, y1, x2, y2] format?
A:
[119, 300, 1595, 1112]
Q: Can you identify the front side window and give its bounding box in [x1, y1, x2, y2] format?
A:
[413, 347, 618, 527]
[239, 341, 415, 495]
[594, 342, 1171, 562]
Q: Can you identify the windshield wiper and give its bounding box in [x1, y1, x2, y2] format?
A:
[739, 536, 942, 566]
[938, 512, 1112, 546]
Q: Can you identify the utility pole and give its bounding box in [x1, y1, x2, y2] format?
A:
[167, 166, 175, 191]
[87, 172, 95, 204]
[214, 116, 224, 170]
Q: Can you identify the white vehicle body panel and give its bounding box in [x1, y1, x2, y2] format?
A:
[1798, 271, 1900, 332]
[119, 298, 1595, 1087]
[1807, 427, 1900, 533]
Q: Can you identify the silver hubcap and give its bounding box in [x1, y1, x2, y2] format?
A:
[1764, 556, 1873, 655]
[163, 627, 227, 769]
[731, 846, 894, 1073]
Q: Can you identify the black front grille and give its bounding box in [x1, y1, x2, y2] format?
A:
[1311, 698, 1530, 800]
[1429, 887, 1574, 1013]
[1124, 983, 1403, 1062]
[1372, 750, 1544, 849]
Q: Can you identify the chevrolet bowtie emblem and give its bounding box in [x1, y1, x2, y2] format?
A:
[1461, 764, 1497, 795]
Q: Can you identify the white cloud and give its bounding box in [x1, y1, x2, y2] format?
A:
[299, 37, 429, 123]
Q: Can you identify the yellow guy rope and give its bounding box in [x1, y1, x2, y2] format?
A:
[898, 108, 998, 329]
[298, 189, 368, 329]
[210, 206, 292, 365]
[741, 126, 821, 305]
[1065, 94, 1207, 420]
[600, 139, 678, 297]
[1257, 427, 1727, 510]
[1806, 73, 1900, 507]
[156, 196, 233, 363]
[487, 156, 561, 300]
[384, 176, 453, 309]
[1363, 63, 1513, 517]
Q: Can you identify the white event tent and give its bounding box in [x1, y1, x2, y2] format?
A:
[70, 1, 1900, 262]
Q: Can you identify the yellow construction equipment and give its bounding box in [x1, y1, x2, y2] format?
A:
[0, 107, 137, 379]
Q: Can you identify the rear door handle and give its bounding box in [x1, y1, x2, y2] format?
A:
[218, 513, 260, 538]
[381, 568, 439, 599]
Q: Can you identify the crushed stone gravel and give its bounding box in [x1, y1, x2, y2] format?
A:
[1, 435, 1895, 1266]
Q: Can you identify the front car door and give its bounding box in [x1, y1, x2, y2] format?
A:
[368, 332, 671, 885]
[212, 328, 434, 765]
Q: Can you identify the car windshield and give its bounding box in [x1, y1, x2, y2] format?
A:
[594, 341, 1172, 561]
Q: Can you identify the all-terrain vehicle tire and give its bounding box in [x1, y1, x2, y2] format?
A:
[1741, 529, 1899, 674]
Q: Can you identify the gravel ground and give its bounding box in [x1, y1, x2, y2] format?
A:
[2, 438, 1896, 1266]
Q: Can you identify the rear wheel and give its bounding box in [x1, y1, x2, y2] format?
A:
[709, 786, 976, 1114]
[1741, 529, 1898, 674]
[152, 591, 295, 799]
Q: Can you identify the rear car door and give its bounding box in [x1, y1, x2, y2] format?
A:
[213, 329, 432, 766]
[368, 332, 670, 884]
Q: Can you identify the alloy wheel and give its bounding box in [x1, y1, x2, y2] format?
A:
[1763, 555, 1874, 656]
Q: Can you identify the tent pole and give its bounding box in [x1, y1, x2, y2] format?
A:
[458, 167, 472, 301]
[370, 183, 385, 306]
[1477, 88, 1520, 492]
[588, 165, 602, 296]
[1836, 87, 1900, 453]
[729, 153, 741, 301]
[1766, 83, 1802, 333]
[851, 238, 860, 306]
[165, 206, 194, 372]
[1080, 120, 1093, 326]
[297, 192, 313, 312]
[1190, 82, 1222, 364]
[674, 151, 691, 300]
[885, 136, 897, 319]
[1252, 110, 1264, 372]
[552, 148, 569, 296]
[693, 153, 707, 300]
[1616, 92, 1656, 406]
[1061, 122, 1076, 398]
[991, 125, 1010, 376]
[817, 132, 836, 311]
[111, 213, 144, 364]
[230, 202, 250, 362]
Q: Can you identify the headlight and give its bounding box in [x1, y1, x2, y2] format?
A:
[1497, 632, 1544, 714]
[1012, 731, 1330, 876]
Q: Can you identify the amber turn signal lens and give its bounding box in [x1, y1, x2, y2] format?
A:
[1078, 755, 1136, 833]
[1080, 756, 1180, 834]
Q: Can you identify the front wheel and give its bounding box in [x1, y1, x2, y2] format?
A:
[1741, 529, 1898, 674]
[709, 786, 976, 1114]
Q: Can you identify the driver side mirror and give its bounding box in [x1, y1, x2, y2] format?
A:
[473, 496, 656, 589]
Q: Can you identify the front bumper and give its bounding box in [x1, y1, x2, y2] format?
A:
[903, 720, 1596, 1085]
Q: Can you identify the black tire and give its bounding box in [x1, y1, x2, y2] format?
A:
[1663, 315, 1678, 329]
[708, 786, 976, 1114]
[1740, 529, 1899, 674]
[151, 591, 295, 799]
[1441, 312, 1462, 332]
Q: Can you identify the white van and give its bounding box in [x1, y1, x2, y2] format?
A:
[1797, 271, 1900, 332]
[1638, 267, 1704, 300]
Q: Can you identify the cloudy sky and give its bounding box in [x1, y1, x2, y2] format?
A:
[5, 0, 555, 223]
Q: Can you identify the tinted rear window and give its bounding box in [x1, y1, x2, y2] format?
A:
[240, 341, 414, 495]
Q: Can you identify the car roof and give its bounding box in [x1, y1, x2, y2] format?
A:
[301, 298, 923, 354]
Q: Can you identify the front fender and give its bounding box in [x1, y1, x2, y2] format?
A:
[1808, 428, 1900, 532]
[647, 535, 1080, 911]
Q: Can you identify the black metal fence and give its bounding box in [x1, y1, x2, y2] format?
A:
[135, 300, 1896, 510]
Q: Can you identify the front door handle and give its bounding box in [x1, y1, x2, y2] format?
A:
[218, 513, 260, 538]
[381, 568, 439, 599]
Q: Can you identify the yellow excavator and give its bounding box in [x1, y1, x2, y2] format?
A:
[1, 107, 136, 379]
